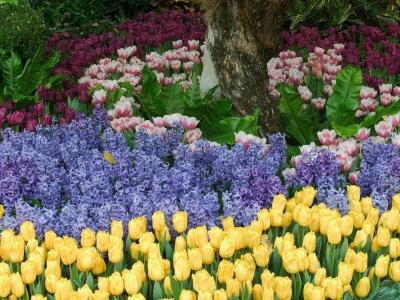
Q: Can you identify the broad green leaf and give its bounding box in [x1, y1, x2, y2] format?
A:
[333, 122, 359, 138]
[139, 66, 166, 117]
[183, 71, 203, 108]
[361, 100, 400, 129]
[277, 84, 315, 145]
[1, 51, 22, 92]
[326, 66, 362, 125]
[0, 0, 18, 4]
[153, 282, 163, 300]
[208, 98, 232, 118]
[160, 82, 186, 114]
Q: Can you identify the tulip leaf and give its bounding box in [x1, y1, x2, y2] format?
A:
[169, 274, 181, 300]
[69, 264, 80, 288]
[361, 100, 400, 129]
[165, 242, 173, 261]
[333, 122, 359, 138]
[153, 281, 163, 300]
[139, 66, 166, 118]
[326, 66, 362, 126]
[271, 248, 282, 275]
[278, 84, 315, 145]
[86, 272, 96, 291]
[339, 238, 349, 260]
[241, 284, 251, 300]
[47, 295, 55, 300]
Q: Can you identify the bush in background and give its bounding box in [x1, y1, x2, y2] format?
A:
[0, 0, 46, 60]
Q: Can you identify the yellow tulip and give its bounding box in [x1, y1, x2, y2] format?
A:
[375, 255, 390, 278]
[217, 260, 234, 283]
[390, 238, 400, 259]
[20, 221, 36, 241]
[221, 216, 235, 231]
[0, 262, 10, 276]
[226, 278, 241, 298]
[390, 261, 400, 281]
[308, 253, 319, 274]
[208, 226, 224, 249]
[349, 210, 365, 229]
[80, 228, 96, 247]
[354, 251, 368, 273]
[58, 237, 78, 265]
[314, 267, 326, 287]
[98, 277, 110, 293]
[201, 243, 215, 265]
[173, 211, 188, 233]
[0, 275, 10, 297]
[45, 274, 57, 293]
[355, 277, 370, 297]
[192, 269, 216, 293]
[344, 248, 356, 265]
[376, 226, 391, 247]
[128, 216, 147, 241]
[339, 215, 354, 237]
[108, 246, 123, 264]
[148, 259, 165, 281]
[44, 230, 57, 250]
[152, 211, 166, 232]
[282, 212, 293, 227]
[174, 257, 190, 281]
[282, 249, 299, 274]
[302, 232, 316, 254]
[26, 238, 38, 253]
[139, 232, 155, 254]
[188, 248, 203, 271]
[9, 235, 25, 263]
[96, 231, 110, 253]
[360, 197, 372, 215]
[219, 236, 235, 258]
[198, 291, 213, 300]
[147, 243, 161, 260]
[257, 209, 271, 231]
[273, 276, 292, 300]
[31, 295, 46, 300]
[127, 293, 146, 300]
[54, 278, 73, 300]
[179, 290, 196, 300]
[8, 273, 22, 298]
[322, 277, 343, 300]
[110, 221, 124, 238]
[21, 261, 36, 284]
[77, 247, 96, 272]
[338, 262, 354, 285]
[252, 244, 270, 267]
[234, 258, 255, 282]
[294, 204, 311, 227]
[383, 210, 400, 231]
[300, 186, 316, 207]
[270, 208, 283, 227]
[109, 272, 124, 296]
[92, 253, 107, 275]
[347, 185, 360, 202]
[327, 220, 342, 245]
[309, 212, 320, 232]
[272, 194, 287, 211]
[123, 270, 142, 295]
[213, 289, 228, 300]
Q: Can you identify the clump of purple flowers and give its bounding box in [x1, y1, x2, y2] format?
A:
[0, 109, 285, 238]
[358, 140, 400, 213]
[282, 24, 400, 89]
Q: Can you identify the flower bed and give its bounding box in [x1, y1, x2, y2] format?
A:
[0, 186, 399, 299]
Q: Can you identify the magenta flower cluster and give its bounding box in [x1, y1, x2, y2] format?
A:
[282, 24, 400, 88]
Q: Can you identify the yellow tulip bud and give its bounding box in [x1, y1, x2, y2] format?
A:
[376, 226, 391, 247]
[200, 243, 215, 265]
[360, 197, 372, 215]
[314, 267, 326, 287]
[270, 208, 283, 227]
[213, 289, 228, 300]
[109, 272, 124, 296]
[221, 216, 235, 231]
[366, 208, 379, 226]
[148, 259, 165, 281]
[273, 276, 292, 300]
[307, 253, 319, 274]
[347, 185, 360, 202]
[29, 252, 44, 276]
[10, 273, 24, 297]
[96, 230, 110, 253]
[31, 295, 46, 300]
[21, 261, 36, 284]
[108, 246, 123, 264]
[303, 282, 314, 300]
[282, 249, 299, 274]
[252, 244, 270, 267]
[286, 198, 297, 213]
[128, 216, 147, 241]
[98, 277, 110, 293]
[110, 221, 123, 238]
[257, 209, 271, 231]
[327, 220, 342, 245]
[349, 210, 365, 229]
[390, 238, 400, 259]
[188, 248, 203, 271]
[147, 243, 161, 260]
[309, 212, 320, 233]
[302, 232, 316, 254]
[283, 212, 293, 227]
[45, 274, 57, 293]
[92, 253, 107, 275]
[59, 237, 78, 265]
[173, 211, 188, 233]
[217, 260, 234, 284]
[355, 277, 370, 297]
[226, 278, 241, 298]
[339, 215, 354, 237]
[260, 269, 274, 288]
[0, 274, 11, 297]
[344, 248, 356, 265]
[234, 258, 255, 282]
[390, 261, 400, 281]
[262, 286, 274, 300]
[272, 194, 287, 211]
[155, 225, 171, 243]
[172, 236, 185, 253]
[26, 238, 39, 254]
[219, 236, 235, 259]
[45, 260, 61, 279]
[152, 211, 166, 232]
[293, 204, 311, 227]
[192, 269, 216, 293]
[208, 227, 223, 250]
[322, 277, 343, 300]
[384, 210, 400, 231]
[300, 186, 316, 207]
[55, 278, 73, 300]
[77, 247, 96, 272]
[179, 290, 196, 300]
[139, 232, 155, 254]
[80, 228, 95, 247]
[47, 249, 60, 264]
[375, 255, 390, 278]
[44, 230, 57, 250]
[129, 243, 140, 260]
[0, 263, 10, 277]
[198, 292, 212, 300]
[20, 221, 35, 241]
[174, 257, 190, 281]
[123, 270, 142, 295]
[354, 251, 368, 273]
[127, 293, 146, 300]
[93, 290, 109, 300]
[338, 262, 354, 285]
[10, 235, 25, 263]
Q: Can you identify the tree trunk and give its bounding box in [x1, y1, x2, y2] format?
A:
[203, 0, 290, 134]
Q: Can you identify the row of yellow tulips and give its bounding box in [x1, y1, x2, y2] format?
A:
[0, 186, 399, 299]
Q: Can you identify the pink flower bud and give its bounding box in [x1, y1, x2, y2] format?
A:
[379, 84, 393, 94]
[297, 85, 312, 103]
[336, 151, 353, 172]
[311, 97, 326, 110]
[317, 129, 337, 146]
[185, 128, 202, 143]
[356, 127, 370, 141]
[181, 116, 199, 130]
[349, 172, 359, 185]
[188, 40, 199, 51]
[392, 134, 400, 148]
[375, 120, 392, 138]
[172, 40, 183, 49]
[393, 86, 400, 96]
[380, 93, 394, 106]
[92, 89, 107, 106]
[314, 46, 325, 56]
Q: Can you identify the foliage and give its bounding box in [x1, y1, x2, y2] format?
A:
[150, 0, 202, 11]
[287, 0, 399, 30]
[0, 49, 64, 107]
[0, 0, 46, 60]
[29, 0, 152, 34]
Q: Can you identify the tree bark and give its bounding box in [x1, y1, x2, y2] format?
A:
[203, 0, 290, 134]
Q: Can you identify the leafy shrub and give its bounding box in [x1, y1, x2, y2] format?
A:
[287, 0, 400, 31]
[0, 0, 46, 60]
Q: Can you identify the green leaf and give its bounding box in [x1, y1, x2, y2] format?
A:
[277, 84, 315, 145]
[138, 66, 166, 117]
[1, 51, 22, 92]
[169, 274, 181, 300]
[361, 100, 400, 129]
[183, 72, 203, 108]
[326, 66, 362, 126]
[153, 281, 163, 300]
[86, 272, 96, 291]
[160, 83, 186, 114]
[333, 122, 359, 138]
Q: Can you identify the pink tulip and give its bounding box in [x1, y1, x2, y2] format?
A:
[185, 128, 202, 143]
[181, 116, 199, 130]
[392, 134, 400, 148]
[356, 127, 370, 141]
[92, 90, 107, 106]
[348, 172, 359, 185]
[375, 120, 392, 138]
[336, 151, 353, 172]
[380, 93, 394, 106]
[317, 129, 337, 146]
[172, 40, 183, 49]
[311, 97, 326, 110]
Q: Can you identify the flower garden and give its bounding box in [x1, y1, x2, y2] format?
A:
[0, 0, 400, 299]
